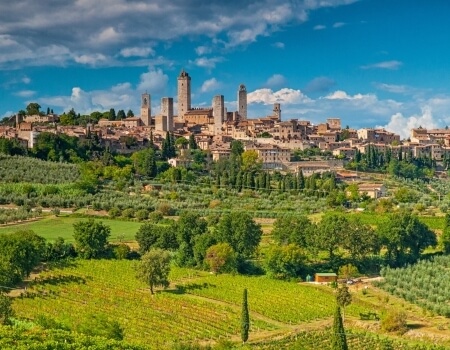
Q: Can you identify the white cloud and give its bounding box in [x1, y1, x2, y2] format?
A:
[22, 76, 31, 84]
[375, 83, 409, 94]
[74, 54, 107, 65]
[272, 42, 285, 49]
[0, 0, 360, 68]
[361, 60, 403, 70]
[201, 78, 221, 93]
[191, 56, 224, 69]
[137, 67, 169, 94]
[14, 90, 36, 98]
[120, 47, 154, 57]
[382, 107, 438, 139]
[195, 46, 212, 55]
[314, 25, 326, 30]
[305, 76, 336, 93]
[265, 74, 287, 88]
[248, 88, 312, 105]
[333, 22, 346, 28]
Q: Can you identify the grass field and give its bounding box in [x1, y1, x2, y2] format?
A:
[12, 259, 450, 349]
[0, 215, 142, 242]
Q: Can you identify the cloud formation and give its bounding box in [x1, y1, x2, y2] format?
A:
[265, 74, 287, 88]
[201, 78, 222, 93]
[0, 0, 359, 68]
[361, 60, 403, 70]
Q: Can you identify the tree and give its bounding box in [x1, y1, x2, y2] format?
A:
[241, 150, 262, 172]
[205, 243, 237, 274]
[343, 218, 379, 262]
[0, 293, 14, 325]
[131, 147, 157, 177]
[214, 212, 262, 260]
[378, 211, 437, 266]
[331, 306, 348, 350]
[336, 285, 352, 323]
[272, 214, 312, 247]
[77, 313, 124, 340]
[175, 212, 207, 267]
[126, 109, 134, 117]
[188, 134, 198, 149]
[73, 219, 111, 259]
[116, 109, 126, 120]
[135, 249, 171, 295]
[241, 288, 250, 344]
[108, 108, 116, 121]
[264, 244, 306, 280]
[135, 223, 178, 254]
[26, 102, 41, 115]
[314, 213, 348, 270]
[440, 213, 450, 254]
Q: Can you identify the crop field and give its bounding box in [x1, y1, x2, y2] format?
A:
[13, 260, 278, 347]
[12, 259, 450, 349]
[379, 255, 450, 317]
[0, 215, 142, 242]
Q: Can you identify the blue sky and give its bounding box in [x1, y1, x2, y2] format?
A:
[1, 0, 450, 138]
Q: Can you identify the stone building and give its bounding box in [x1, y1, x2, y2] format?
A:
[140, 93, 151, 126]
[177, 70, 191, 121]
[238, 84, 247, 119]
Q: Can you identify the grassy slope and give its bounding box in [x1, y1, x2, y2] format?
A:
[0, 215, 142, 242]
[11, 260, 450, 349]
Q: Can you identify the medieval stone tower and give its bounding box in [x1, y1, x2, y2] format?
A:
[273, 103, 281, 121]
[140, 93, 151, 126]
[212, 95, 224, 135]
[161, 97, 174, 131]
[238, 84, 247, 120]
[177, 70, 191, 120]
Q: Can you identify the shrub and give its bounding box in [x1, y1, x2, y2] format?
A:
[135, 209, 149, 221]
[381, 310, 407, 334]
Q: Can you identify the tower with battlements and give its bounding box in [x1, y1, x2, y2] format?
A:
[237, 84, 247, 120]
[213, 95, 224, 135]
[141, 93, 151, 126]
[177, 70, 191, 121]
[273, 103, 281, 121]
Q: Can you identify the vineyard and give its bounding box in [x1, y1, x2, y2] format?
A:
[13, 260, 278, 348]
[11, 259, 450, 349]
[379, 255, 450, 317]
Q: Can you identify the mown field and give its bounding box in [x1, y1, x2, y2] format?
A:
[0, 215, 141, 242]
[11, 259, 450, 349]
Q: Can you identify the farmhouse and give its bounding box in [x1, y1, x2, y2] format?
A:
[315, 272, 337, 283]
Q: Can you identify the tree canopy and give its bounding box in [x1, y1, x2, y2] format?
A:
[73, 219, 111, 259]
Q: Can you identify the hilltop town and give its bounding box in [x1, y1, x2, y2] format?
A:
[2, 69, 450, 177]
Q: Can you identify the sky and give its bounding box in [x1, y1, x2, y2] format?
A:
[1, 0, 450, 138]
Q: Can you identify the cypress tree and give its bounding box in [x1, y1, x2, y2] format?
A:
[297, 170, 305, 190]
[332, 306, 348, 350]
[241, 288, 249, 343]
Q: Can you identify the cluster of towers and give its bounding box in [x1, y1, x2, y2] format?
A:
[140, 69, 275, 135]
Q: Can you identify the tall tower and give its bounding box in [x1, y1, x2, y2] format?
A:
[237, 84, 247, 120]
[141, 93, 151, 126]
[212, 95, 224, 135]
[177, 70, 191, 120]
[161, 97, 174, 131]
[273, 103, 281, 121]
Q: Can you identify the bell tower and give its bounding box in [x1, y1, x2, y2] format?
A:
[141, 93, 151, 126]
[237, 84, 247, 120]
[177, 69, 191, 121]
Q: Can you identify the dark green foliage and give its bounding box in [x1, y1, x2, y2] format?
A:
[0, 293, 14, 325]
[272, 214, 312, 247]
[264, 244, 305, 279]
[77, 313, 124, 340]
[241, 288, 249, 343]
[0, 137, 26, 156]
[188, 134, 198, 149]
[0, 230, 45, 286]
[73, 219, 111, 259]
[175, 212, 207, 267]
[43, 237, 76, 261]
[214, 212, 262, 260]
[378, 211, 437, 266]
[331, 306, 348, 350]
[336, 285, 352, 322]
[441, 213, 450, 254]
[135, 222, 178, 254]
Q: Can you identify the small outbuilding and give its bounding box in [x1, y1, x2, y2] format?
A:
[315, 272, 337, 283]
